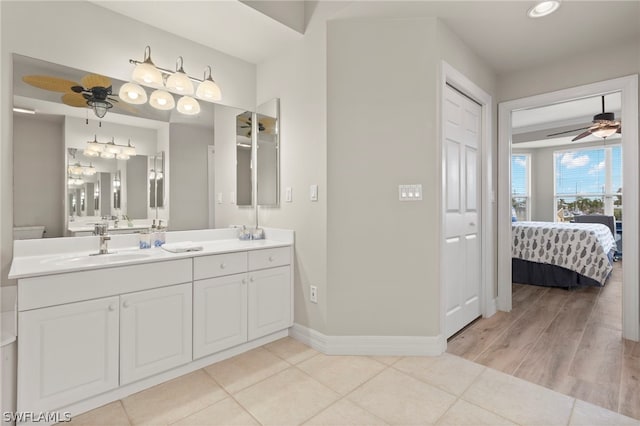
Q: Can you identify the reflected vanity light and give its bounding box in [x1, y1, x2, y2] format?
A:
[149, 89, 175, 110]
[118, 82, 148, 104]
[85, 135, 137, 159]
[177, 96, 200, 115]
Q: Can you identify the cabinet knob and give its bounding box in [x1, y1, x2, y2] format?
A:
[249, 276, 254, 282]
[268, 256, 275, 262]
[220, 263, 226, 269]
[123, 301, 130, 308]
[108, 304, 116, 312]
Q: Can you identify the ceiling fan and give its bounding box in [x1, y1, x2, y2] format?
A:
[22, 73, 134, 118]
[547, 95, 622, 142]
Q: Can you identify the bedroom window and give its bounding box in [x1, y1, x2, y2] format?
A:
[554, 145, 622, 222]
[511, 153, 530, 221]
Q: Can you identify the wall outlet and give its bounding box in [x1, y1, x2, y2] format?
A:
[310, 285, 318, 303]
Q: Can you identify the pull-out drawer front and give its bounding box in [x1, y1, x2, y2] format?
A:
[248, 246, 291, 271]
[18, 259, 192, 311]
[194, 252, 247, 280]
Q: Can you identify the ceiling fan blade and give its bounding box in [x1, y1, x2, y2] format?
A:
[61, 92, 88, 108]
[23, 75, 80, 92]
[547, 126, 590, 137]
[81, 74, 111, 89]
[571, 129, 593, 142]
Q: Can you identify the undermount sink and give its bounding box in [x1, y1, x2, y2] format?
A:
[42, 252, 153, 267]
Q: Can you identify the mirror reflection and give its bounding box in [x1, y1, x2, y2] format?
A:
[236, 111, 253, 207]
[256, 98, 279, 207]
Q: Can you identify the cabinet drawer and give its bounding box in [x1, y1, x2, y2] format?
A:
[248, 247, 291, 271]
[194, 252, 247, 280]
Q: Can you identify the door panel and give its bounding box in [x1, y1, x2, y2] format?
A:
[444, 85, 483, 338]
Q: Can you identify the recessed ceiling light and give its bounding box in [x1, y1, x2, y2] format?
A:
[527, 0, 561, 18]
[13, 107, 35, 114]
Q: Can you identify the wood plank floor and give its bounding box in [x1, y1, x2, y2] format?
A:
[447, 261, 640, 420]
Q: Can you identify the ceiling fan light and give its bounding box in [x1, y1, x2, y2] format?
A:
[527, 0, 560, 18]
[118, 82, 148, 104]
[87, 99, 112, 119]
[593, 127, 618, 138]
[177, 96, 200, 115]
[149, 89, 175, 110]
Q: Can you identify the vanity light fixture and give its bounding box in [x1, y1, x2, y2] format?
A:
[68, 163, 96, 176]
[126, 46, 222, 114]
[149, 89, 175, 110]
[165, 56, 194, 95]
[527, 0, 560, 18]
[177, 96, 201, 115]
[84, 135, 137, 159]
[118, 82, 148, 104]
[195, 66, 222, 101]
[131, 46, 164, 87]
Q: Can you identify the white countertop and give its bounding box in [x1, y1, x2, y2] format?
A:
[9, 228, 293, 280]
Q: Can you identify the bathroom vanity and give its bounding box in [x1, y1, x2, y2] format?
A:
[9, 228, 293, 420]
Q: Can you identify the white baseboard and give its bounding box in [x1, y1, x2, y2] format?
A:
[289, 323, 446, 356]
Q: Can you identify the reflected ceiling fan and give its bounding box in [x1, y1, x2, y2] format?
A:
[22, 74, 136, 118]
[547, 96, 622, 142]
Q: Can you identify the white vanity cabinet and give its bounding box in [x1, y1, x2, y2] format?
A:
[120, 283, 192, 385]
[18, 296, 120, 413]
[11, 232, 294, 419]
[193, 247, 292, 359]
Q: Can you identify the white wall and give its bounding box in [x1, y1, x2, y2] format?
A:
[13, 114, 64, 238]
[0, 1, 257, 286]
[255, 4, 331, 333]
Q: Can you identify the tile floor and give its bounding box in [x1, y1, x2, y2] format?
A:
[68, 337, 639, 426]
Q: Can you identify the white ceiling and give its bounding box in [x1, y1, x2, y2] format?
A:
[90, 1, 640, 74]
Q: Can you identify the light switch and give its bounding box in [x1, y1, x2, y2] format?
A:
[230, 191, 236, 204]
[310, 184, 318, 201]
[217, 192, 223, 204]
[285, 187, 293, 202]
[398, 184, 422, 201]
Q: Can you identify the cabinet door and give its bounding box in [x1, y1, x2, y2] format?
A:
[248, 266, 292, 340]
[193, 274, 247, 358]
[18, 296, 119, 413]
[120, 283, 192, 385]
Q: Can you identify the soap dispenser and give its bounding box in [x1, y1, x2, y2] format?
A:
[155, 220, 166, 247]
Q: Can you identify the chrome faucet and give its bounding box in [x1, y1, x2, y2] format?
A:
[93, 223, 111, 255]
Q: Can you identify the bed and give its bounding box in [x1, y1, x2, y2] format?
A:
[512, 221, 616, 288]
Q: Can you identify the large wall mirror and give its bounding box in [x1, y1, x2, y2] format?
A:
[12, 54, 278, 239]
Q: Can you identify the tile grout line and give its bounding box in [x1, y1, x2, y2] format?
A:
[292, 360, 391, 426]
[117, 400, 134, 426]
[566, 398, 578, 426]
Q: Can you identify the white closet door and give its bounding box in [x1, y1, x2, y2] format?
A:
[444, 84, 482, 338]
